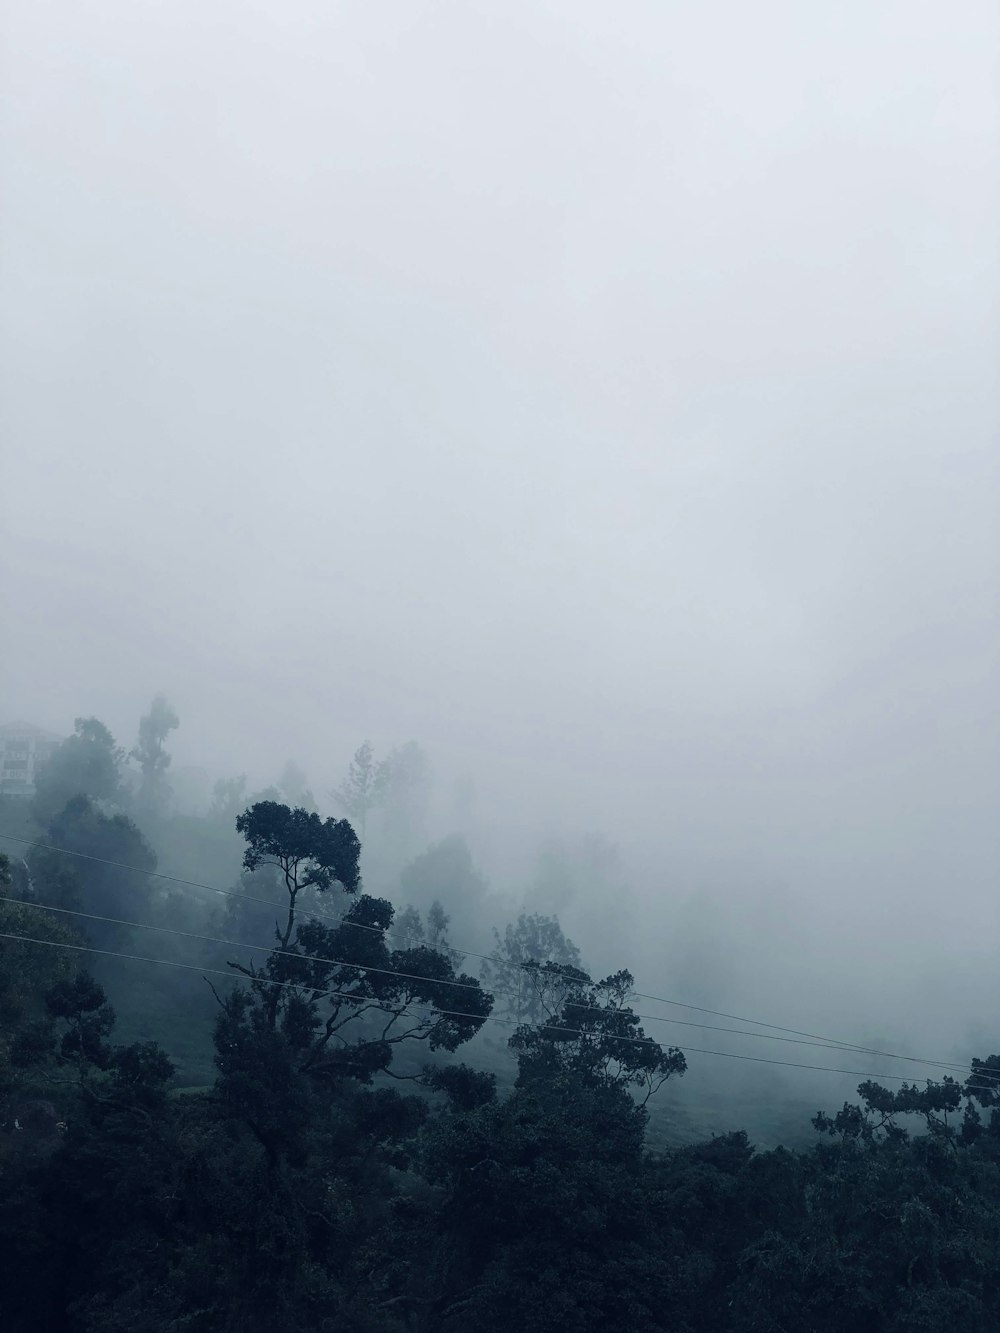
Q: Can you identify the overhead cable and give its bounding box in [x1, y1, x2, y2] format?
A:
[3, 927, 997, 1094]
[3, 830, 995, 1083]
[9, 894, 991, 1084]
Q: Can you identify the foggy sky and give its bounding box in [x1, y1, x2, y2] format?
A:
[2, 2, 998, 959]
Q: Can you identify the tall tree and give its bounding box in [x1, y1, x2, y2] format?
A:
[31, 717, 125, 827]
[0, 854, 76, 1111]
[511, 968, 686, 1107]
[330, 741, 388, 840]
[209, 773, 248, 823]
[399, 835, 487, 944]
[279, 760, 316, 812]
[380, 740, 431, 856]
[130, 695, 179, 817]
[414, 962, 686, 1333]
[27, 796, 157, 950]
[389, 899, 463, 968]
[481, 911, 584, 1023]
[221, 802, 491, 1096]
[235, 801, 361, 952]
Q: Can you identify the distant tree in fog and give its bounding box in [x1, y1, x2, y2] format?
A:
[530, 830, 638, 969]
[131, 695, 179, 818]
[0, 852, 76, 1103]
[31, 717, 125, 827]
[330, 741, 388, 840]
[426, 900, 455, 956]
[220, 861, 285, 949]
[279, 760, 316, 812]
[399, 835, 487, 945]
[391, 898, 463, 968]
[532, 831, 624, 916]
[394, 903, 425, 949]
[482, 911, 584, 1023]
[451, 771, 477, 833]
[209, 774, 248, 824]
[379, 740, 431, 855]
[27, 795, 157, 950]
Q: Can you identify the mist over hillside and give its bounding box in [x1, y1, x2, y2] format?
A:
[1, 702, 996, 1153]
[1, 2, 998, 1328]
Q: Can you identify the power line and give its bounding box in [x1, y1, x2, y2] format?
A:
[631, 988, 889, 1053]
[0, 832, 376, 930]
[3, 927, 997, 1094]
[0, 928, 446, 1015]
[0, 831, 502, 963]
[10, 893, 991, 1083]
[10, 896, 492, 996]
[3, 830, 995, 1084]
[518, 966, 990, 1079]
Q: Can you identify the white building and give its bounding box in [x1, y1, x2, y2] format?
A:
[0, 722, 63, 797]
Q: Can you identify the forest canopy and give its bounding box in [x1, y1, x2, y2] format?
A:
[1, 707, 1000, 1331]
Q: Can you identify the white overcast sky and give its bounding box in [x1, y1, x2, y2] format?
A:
[2, 2, 998, 947]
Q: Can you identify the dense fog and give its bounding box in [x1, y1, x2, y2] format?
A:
[3, 0, 999, 1150]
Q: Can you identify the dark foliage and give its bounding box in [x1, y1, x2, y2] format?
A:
[27, 795, 157, 949]
[30, 717, 126, 828]
[236, 800, 362, 896]
[5, 805, 1000, 1333]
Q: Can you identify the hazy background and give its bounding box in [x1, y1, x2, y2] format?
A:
[2, 1, 998, 1120]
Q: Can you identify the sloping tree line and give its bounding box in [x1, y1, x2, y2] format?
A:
[4, 722, 1000, 1331]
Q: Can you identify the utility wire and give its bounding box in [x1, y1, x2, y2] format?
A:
[1, 832, 504, 963]
[10, 896, 491, 996]
[631, 989, 893, 1054]
[3, 831, 995, 1085]
[3, 927, 998, 1095]
[0, 928, 464, 1017]
[9, 895, 992, 1084]
[0, 833, 387, 935]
